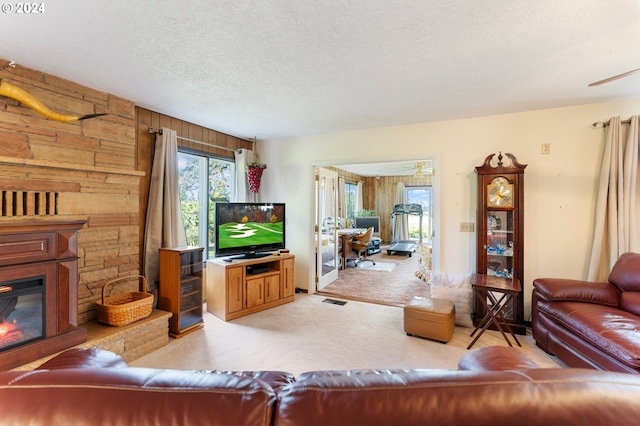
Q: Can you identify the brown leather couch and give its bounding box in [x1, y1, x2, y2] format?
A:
[2, 347, 640, 425]
[532, 252, 640, 374]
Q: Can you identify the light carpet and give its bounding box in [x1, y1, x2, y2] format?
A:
[130, 293, 563, 376]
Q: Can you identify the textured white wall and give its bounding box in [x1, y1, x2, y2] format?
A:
[259, 99, 640, 319]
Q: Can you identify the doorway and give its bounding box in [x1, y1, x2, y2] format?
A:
[310, 158, 440, 298]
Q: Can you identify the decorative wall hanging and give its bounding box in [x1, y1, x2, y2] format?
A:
[0, 79, 106, 122]
[247, 161, 267, 193]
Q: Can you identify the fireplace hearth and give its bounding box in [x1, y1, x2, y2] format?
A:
[0, 220, 87, 370]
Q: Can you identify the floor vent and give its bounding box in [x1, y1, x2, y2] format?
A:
[322, 298, 347, 306]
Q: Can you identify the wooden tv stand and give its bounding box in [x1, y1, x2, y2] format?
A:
[206, 253, 295, 321]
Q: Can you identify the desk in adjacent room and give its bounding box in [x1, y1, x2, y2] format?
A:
[337, 229, 365, 269]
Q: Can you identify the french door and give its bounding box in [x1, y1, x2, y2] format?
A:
[315, 167, 339, 290]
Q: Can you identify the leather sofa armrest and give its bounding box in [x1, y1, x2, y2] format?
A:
[35, 348, 128, 370]
[532, 278, 620, 307]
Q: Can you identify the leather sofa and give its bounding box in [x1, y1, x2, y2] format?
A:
[2, 347, 640, 425]
[532, 252, 640, 374]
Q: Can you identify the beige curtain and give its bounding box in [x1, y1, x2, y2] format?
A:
[338, 176, 345, 219]
[233, 148, 257, 202]
[324, 175, 336, 222]
[357, 181, 363, 214]
[143, 128, 188, 295]
[588, 116, 640, 281]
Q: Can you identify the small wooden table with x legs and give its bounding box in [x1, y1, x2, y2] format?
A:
[467, 274, 522, 350]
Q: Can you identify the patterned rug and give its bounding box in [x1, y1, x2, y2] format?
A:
[319, 248, 430, 307]
[354, 261, 396, 272]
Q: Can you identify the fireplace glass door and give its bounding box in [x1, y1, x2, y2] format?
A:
[0, 276, 45, 352]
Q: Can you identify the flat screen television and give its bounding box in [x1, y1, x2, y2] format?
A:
[214, 202, 286, 259]
[354, 216, 380, 238]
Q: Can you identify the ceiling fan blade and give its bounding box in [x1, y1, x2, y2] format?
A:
[588, 67, 640, 87]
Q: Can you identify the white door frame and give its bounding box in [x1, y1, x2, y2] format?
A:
[315, 167, 339, 290]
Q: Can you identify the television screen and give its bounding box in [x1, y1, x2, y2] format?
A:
[214, 202, 286, 258]
[354, 216, 380, 238]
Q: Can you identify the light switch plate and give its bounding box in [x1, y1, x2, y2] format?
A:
[460, 222, 475, 232]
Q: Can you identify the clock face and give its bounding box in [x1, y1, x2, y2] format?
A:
[487, 177, 513, 207]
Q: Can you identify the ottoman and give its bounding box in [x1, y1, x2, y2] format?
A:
[404, 296, 455, 343]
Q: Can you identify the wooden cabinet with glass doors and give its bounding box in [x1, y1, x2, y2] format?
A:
[475, 152, 527, 335]
[158, 246, 205, 338]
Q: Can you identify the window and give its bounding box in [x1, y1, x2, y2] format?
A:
[344, 181, 358, 220]
[406, 186, 432, 242]
[177, 152, 235, 259]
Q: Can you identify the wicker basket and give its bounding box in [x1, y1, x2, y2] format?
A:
[96, 275, 153, 327]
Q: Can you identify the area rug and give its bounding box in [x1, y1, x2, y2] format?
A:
[319, 248, 430, 307]
[356, 261, 396, 272]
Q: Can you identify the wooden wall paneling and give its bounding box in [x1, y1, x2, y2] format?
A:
[362, 176, 376, 211]
[136, 108, 153, 243]
[206, 129, 217, 156]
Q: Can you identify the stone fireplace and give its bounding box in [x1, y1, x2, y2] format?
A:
[0, 220, 87, 370]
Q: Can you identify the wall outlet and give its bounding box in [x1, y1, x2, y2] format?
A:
[459, 222, 475, 232]
[541, 143, 550, 154]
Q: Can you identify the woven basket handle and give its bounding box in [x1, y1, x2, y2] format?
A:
[101, 275, 148, 304]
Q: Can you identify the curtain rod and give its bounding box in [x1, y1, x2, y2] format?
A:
[148, 127, 251, 153]
[591, 118, 632, 128]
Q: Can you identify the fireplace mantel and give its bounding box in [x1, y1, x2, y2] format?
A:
[0, 219, 87, 370]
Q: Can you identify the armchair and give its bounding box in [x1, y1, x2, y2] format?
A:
[350, 227, 375, 267]
[532, 252, 640, 374]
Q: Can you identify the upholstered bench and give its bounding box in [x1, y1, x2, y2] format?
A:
[404, 296, 455, 343]
[458, 346, 539, 371]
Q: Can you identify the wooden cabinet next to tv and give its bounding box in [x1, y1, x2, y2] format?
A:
[158, 246, 205, 338]
[206, 254, 295, 321]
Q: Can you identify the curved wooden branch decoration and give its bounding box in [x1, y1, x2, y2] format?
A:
[0, 79, 106, 122]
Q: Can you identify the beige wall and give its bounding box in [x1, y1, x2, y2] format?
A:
[259, 99, 640, 319]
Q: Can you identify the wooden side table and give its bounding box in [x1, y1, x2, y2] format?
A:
[467, 274, 522, 350]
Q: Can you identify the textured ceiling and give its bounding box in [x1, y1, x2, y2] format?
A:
[0, 1, 639, 143]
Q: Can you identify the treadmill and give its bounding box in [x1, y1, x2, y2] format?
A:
[387, 203, 423, 256]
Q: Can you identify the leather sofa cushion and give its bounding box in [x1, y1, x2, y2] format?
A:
[198, 370, 295, 392]
[0, 367, 277, 426]
[609, 252, 640, 292]
[620, 292, 640, 317]
[275, 368, 640, 426]
[537, 300, 640, 368]
[298, 368, 417, 381]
